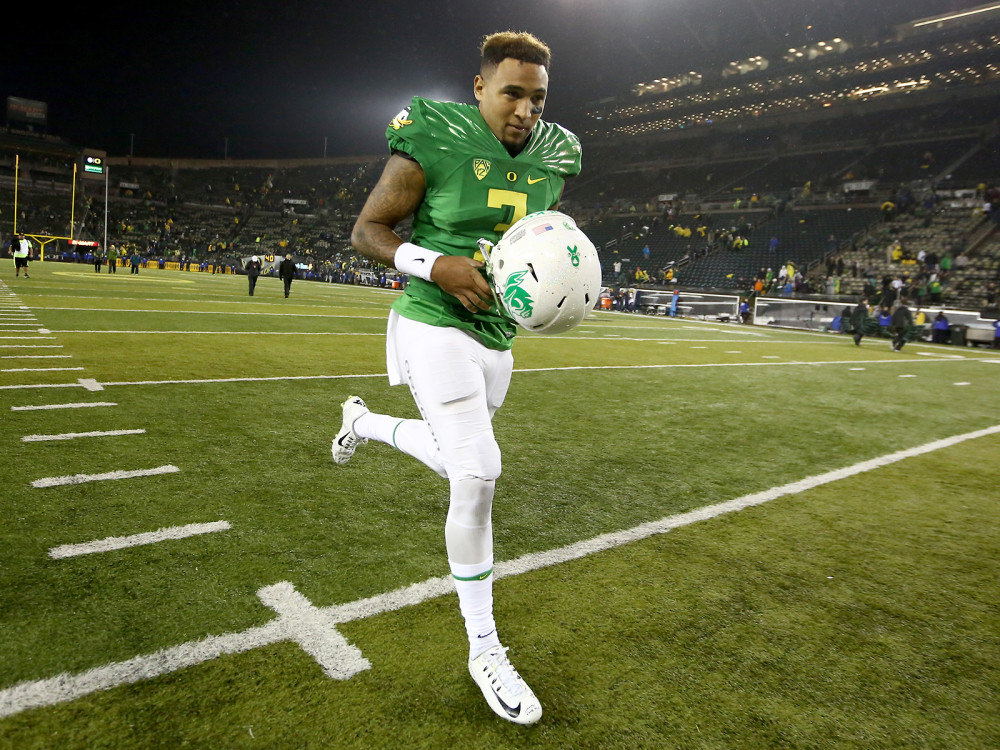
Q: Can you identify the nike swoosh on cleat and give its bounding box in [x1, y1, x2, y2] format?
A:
[494, 690, 521, 718]
[337, 434, 353, 447]
[477, 630, 496, 639]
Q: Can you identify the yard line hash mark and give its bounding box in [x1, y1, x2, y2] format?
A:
[1, 367, 84, 373]
[31, 465, 180, 488]
[12, 402, 117, 411]
[2, 423, 998, 718]
[22, 428, 145, 442]
[49, 521, 231, 559]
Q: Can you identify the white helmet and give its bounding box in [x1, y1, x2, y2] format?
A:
[484, 210, 602, 334]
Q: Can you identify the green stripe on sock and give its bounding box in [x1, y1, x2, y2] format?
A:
[391, 419, 405, 450]
[452, 567, 493, 582]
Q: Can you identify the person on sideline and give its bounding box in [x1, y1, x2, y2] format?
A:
[278, 253, 295, 297]
[10, 233, 31, 277]
[850, 297, 869, 346]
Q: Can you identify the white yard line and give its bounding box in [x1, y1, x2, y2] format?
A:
[31, 306, 385, 320]
[47, 331, 384, 336]
[1, 355, 72, 359]
[31, 465, 180, 489]
[1, 367, 84, 373]
[22, 428, 145, 442]
[12, 402, 117, 411]
[48, 521, 231, 559]
[1, 356, 987, 393]
[2, 423, 998, 718]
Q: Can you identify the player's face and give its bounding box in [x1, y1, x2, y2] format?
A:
[475, 58, 548, 149]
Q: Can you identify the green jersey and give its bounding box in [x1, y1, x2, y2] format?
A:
[386, 97, 582, 350]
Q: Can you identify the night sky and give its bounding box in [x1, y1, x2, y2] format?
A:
[5, 0, 982, 160]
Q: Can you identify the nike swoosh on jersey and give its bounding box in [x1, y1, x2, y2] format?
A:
[526, 176, 547, 184]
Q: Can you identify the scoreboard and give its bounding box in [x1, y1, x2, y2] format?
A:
[81, 149, 107, 179]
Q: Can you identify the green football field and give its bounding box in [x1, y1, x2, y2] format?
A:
[1, 262, 998, 749]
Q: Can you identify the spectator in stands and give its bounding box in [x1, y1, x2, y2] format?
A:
[939, 252, 952, 277]
[246, 255, 262, 296]
[932, 312, 950, 344]
[850, 297, 869, 346]
[890, 297, 914, 352]
[929, 278, 943, 305]
[279, 253, 296, 298]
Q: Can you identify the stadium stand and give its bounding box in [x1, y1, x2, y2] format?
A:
[1, 5, 998, 309]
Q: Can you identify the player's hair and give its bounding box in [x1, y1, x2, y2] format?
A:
[480, 31, 551, 74]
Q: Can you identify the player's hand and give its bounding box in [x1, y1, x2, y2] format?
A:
[431, 255, 494, 312]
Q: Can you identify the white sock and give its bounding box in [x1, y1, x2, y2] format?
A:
[451, 559, 500, 658]
[354, 413, 446, 477]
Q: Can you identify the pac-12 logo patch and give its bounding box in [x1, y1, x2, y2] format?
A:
[474, 159, 491, 181]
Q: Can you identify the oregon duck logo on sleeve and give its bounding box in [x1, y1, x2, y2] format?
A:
[503, 270, 534, 319]
[473, 159, 491, 181]
[390, 107, 413, 130]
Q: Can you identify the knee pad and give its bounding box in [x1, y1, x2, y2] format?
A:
[444, 435, 502, 482]
[447, 477, 495, 530]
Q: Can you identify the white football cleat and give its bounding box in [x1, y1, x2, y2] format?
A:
[332, 396, 369, 465]
[469, 646, 542, 725]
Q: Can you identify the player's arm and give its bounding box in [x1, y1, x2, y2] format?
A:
[549, 183, 567, 210]
[351, 155, 493, 312]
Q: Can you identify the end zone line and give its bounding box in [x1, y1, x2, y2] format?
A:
[49, 521, 231, 559]
[31, 465, 180, 488]
[2, 422, 998, 719]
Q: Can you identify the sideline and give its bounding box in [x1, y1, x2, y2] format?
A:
[2, 422, 998, 718]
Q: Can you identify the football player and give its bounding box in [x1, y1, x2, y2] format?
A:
[336, 31, 581, 725]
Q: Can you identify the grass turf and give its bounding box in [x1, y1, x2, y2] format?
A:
[1, 262, 998, 748]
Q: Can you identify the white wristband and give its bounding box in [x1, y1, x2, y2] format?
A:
[394, 242, 443, 282]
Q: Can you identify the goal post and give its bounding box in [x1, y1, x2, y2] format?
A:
[11, 154, 84, 261]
